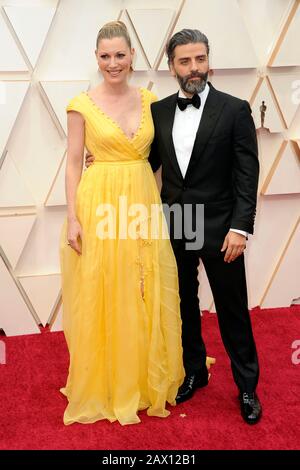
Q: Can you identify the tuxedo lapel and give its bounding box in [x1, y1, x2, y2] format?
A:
[185, 84, 226, 180]
[159, 93, 183, 180]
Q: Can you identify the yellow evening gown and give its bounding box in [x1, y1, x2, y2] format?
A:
[60, 88, 185, 425]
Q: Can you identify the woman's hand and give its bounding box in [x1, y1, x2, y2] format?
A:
[67, 218, 83, 255]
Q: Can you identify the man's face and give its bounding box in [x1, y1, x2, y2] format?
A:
[170, 42, 209, 96]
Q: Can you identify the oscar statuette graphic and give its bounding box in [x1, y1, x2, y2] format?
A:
[260, 100, 267, 128]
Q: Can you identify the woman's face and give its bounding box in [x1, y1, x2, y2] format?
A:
[96, 36, 134, 85]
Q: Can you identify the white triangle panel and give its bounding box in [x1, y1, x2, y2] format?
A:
[256, 130, 284, 192]
[251, 79, 285, 132]
[127, 9, 175, 68]
[238, 0, 294, 65]
[119, 10, 149, 71]
[0, 81, 29, 156]
[0, 257, 40, 336]
[0, 154, 35, 208]
[288, 106, 300, 140]
[0, 214, 36, 269]
[261, 221, 300, 308]
[7, 85, 66, 206]
[246, 196, 300, 308]
[171, 0, 258, 69]
[0, 14, 28, 71]
[210, 69, 258, 101]
[50, 303, 63, 332]
[3, 4, 57, 68]
[198, 261, 213, 312]
[269, 72, 300, 127]
[272, 5, 300, 66]
[40, 81, 90, 134]
[45, 153, 66, 207]
[158, 52, 169, 71]
[15, 208, 66, 277]
[35, 0, 124, 80]
[264, 141, 300, 195]
[19, 274, 61, 327]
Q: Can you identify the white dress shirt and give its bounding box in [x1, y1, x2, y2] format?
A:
[172, 83, 247, 238]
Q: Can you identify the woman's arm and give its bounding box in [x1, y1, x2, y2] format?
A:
[65, 111, 85, 254]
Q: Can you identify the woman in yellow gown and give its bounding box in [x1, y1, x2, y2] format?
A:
[60, 21, 185, 425]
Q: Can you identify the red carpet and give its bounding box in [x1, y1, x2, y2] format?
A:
[0, 307, 299, 450]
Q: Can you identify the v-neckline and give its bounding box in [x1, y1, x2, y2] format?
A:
[84, 88, 145, 142]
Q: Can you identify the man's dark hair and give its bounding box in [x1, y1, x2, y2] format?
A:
[166, 29, 210, 65]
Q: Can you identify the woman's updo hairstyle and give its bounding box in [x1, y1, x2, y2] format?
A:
[96, 20, 132, 50]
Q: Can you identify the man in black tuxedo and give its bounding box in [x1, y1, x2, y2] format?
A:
[148, 29, 261, 424]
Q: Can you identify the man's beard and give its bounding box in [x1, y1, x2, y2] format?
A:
[176, 71, 208, 95]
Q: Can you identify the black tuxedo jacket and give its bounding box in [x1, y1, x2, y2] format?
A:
[148, 83, 259, 252]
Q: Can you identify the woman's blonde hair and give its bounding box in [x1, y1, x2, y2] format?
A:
[96, 21, 132, 49]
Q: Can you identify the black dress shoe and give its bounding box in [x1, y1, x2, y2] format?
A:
[176, 371, 209, 404]
[239, 392, 262, 424]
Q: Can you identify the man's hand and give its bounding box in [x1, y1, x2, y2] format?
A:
[85, 152, 95, 168]
[221, 231, 246, 263]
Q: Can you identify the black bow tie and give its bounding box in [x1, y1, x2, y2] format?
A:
[177, 93, 201, 111]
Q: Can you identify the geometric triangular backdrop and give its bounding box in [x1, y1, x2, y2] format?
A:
[250, 77, 286, 132]
[210, 69, 258, 101]
[256, 129, 284, 193]
[246, 196, 300, 307]
[0, 81, 29, 157]
[7, 85, 66, 206]
[261, 218, 300, 308]
[127, 8, 175, 69]
[0, 154, 35, 208]
[119, 10, 150, 71]
[262, 140, 300, 195]
[268, 71, 300, 127]
[50, 302, 63, 332]
[44, 152, 66, 207]
[0, 214, 36, 269]
[3, 3, 58, 69]
[40, 81, 90, 135]
[0, 256, 40, 336]
[19, 273, 61, 326]
[271, 2, 300, 66]
[198, 261, 214, 312]
[0, 12, 28, 72]
[170, 0, 258, 69]
[238, 0, 293, 66]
